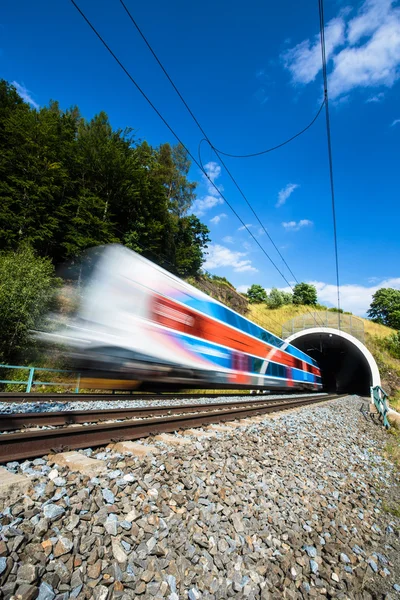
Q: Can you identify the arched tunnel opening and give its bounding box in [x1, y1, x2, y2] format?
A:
[286, 328, 380, 396]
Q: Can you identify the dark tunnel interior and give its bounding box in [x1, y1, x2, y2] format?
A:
[290, 332, 373, 396]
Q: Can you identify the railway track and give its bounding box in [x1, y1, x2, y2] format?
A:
[0, 393, 342, 462]
[0, 391, 281, 403]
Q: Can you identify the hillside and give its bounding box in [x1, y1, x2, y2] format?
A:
[186, 275, 248, 316]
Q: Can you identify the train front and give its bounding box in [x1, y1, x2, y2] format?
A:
[36, 245, 216, 390]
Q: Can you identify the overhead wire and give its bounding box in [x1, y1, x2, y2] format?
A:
[206, 100, 326, 158]
[70, 0, 323, 328]
[118, 0, 325, 327]
[318, 0, 341, 320]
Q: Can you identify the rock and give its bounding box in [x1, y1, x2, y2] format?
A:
[340, 553, 350, 563]
[37, 582, 56, 600]
[141, 570, 155, 583]
[43, 504, 65, 521]
[34, 518, 49, 536]
[393, 584, 400, 592]
[15, 584, 38, 600]
[188, 588, 201, 600]
[102, 488, 115, 504]
[304, 545, 317, 558]
[331, 573, 339, 582]
[0, 556, 7, 575]
[231, 513, 244, 533]
[93, 585, 109, 600]
[310, 560, 319, 574]
[17, 563, 38, 583]
[112, 539, 128, 563]
[105, 515, 118, 536]
[135, 582, 146, 594]
[368, 559, 378, 573]
[53, 536, 73, 557]
[87, 560, 102, 579]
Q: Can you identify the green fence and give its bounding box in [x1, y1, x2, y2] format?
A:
[0, 364, 81, 394]
[371, 385, 390, 429]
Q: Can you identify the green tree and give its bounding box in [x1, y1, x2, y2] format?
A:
[158, 143, 197, 217]
[174, 215, 210, 277]
[292, 282, 318, 305]
[0, 245, 58, 363]
[266, 287, 293, 308]
[0, 79, 211, 279]
[367, 288, 400, 329]
[247, 284, 268, 304]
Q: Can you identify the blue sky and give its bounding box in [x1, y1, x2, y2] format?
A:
[1, 0, 399, 315]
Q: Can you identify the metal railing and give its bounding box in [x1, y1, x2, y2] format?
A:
[371, 385, 390, 429]
[282, 311, 365, 342]
[0, 364, 81, 394]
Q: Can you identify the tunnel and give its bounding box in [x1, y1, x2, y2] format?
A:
[285, 327, 380, 396]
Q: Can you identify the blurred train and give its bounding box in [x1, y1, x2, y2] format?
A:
[38, 245, 322, 392]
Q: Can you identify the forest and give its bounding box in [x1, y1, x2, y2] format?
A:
[0, 79, 210, 275]
[0, 79, 210, 364]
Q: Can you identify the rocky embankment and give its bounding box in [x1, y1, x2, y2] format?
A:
[0, 396, 399, 599]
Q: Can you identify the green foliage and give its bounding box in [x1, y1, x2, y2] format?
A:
[376, 332, 400, 360]
[368, 288, 400, 329]
[174, 215, 210, 277]
[247, 284, 268, 304]
[0, 245, 58, 363]
[292, 282, 318, 306]
[0, 80, 209, 278]
[266, 287, 293, 309]
[328, 307, 344, 313]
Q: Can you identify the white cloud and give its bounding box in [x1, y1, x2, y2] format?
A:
[281, 17, 345, 85]
[282, 219, 313, 231]
[222, 235, 234, 243]
[238, 224, 252, 231]
[281, 0, 400, 100]
[366, 92, 385, 102]
[276, 183, 299, 208]
[204, 244, 258, 273]
[310, 277, 400, 316]
[209, 213, 227, 225]
[391, 118, 400, 126]
[193, 161, 224, 216]
[12, 81, 39, 109]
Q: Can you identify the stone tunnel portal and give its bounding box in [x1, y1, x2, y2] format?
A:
[286, 328, 380, 396]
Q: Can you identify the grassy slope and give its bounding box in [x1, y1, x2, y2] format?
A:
[248, 304, 400, 411]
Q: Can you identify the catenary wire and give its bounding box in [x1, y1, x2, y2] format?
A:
[70, 0, 323, 328]
[208, 100, 325, 158]
[318, 0, 341, 319]
[118, 0, 325, 327]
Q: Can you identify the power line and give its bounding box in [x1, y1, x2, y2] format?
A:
[318, 0, 341, 319]
[70, 0, 323, 329]
[70, 0, 293, 287]
[118, 0, 325, 327]
[208, 100, 325, 158]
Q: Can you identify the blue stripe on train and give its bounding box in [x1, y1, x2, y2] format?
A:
[170, 330, 317, 382]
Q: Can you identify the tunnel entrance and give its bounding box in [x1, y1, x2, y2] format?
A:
[285, 328, 380, 396]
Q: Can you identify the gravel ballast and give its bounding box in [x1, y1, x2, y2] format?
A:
[0, 395, 399, 599]
[0, 392, 327, 415]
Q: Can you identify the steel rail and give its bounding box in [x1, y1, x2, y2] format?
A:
[0, 394, 329, 430]
[0, 394, 341, 462]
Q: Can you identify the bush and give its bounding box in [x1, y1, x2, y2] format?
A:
[0, 245, 59, 364]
